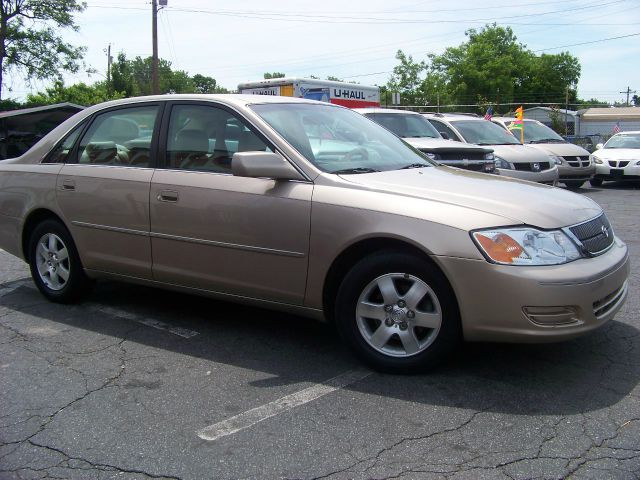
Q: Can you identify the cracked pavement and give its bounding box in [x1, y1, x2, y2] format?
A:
[1, 183, 639, 480]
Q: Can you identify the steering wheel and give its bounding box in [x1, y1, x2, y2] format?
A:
[343, 147, 369, 162]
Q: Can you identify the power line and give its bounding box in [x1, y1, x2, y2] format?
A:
[533, 32, 640, 52]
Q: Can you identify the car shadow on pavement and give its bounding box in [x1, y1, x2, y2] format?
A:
[1, 277, 638, 417]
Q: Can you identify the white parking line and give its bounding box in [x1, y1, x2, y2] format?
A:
[91, 305, 200, 338]
[197, 369, 372, 441]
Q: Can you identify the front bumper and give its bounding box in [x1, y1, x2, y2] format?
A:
[437, 237, 630, 343]
[594, 162, 640, 181]
[497, 166, 559, 184]
[558, 164, 595, 181]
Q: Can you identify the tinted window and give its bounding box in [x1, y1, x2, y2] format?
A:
[77, 106, 159, 167]
[428, 119, 459, 141]
[502, 120, 566, 143]
[450, 120, 520, 145]
[365, 113, 440, 138]
[166, 104, 272, 172]
[44, 121, 86, 164]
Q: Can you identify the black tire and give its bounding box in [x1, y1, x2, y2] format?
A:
[564, 180, 585, 189]
[27, 219, 94, 303]
[590, 178, 604, 187]
[334, 251, 461, 373]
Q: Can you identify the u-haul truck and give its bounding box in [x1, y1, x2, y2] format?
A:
[238, 77, 380, 108]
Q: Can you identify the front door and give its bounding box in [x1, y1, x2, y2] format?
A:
[150, 102, 313, 305]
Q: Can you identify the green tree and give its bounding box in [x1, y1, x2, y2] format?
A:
[422, 25, 581, 112]
[547, 105, 567, 135]
[572, 98, 609, 108]
[263, 72, 285, 79]
[192, 74, 228, 94]
[111, 54, 195, 96]
[387, 50, 427, 105]
[26, 80, 124, 106]
[0, 0, 87, 99]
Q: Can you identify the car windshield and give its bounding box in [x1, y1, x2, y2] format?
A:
[362, 112, 440, 138]
[451, 120, 521, 145]
[503, 120, 566, 143]
[250, 103, 435, 173]
[603, 133, 640, 149]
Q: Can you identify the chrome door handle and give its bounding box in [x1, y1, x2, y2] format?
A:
[158, 190, 179, 202]
[61, 179, 75, 191]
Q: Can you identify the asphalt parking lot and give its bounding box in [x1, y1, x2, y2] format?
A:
[1, 182, 638, 480]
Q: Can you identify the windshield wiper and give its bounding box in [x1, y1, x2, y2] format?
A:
[528, 139, 566, 144]
[400, 163, 429, 169]
[332, 167, 381, 174]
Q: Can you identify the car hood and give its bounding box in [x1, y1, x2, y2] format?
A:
[592, 148, 640, 160]
[490, 144, 554, 164]
[339, 167, 601, 229]
[526, 142, 590, 157]
[404, 137, 490, 153]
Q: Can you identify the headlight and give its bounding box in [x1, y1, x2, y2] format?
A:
[472, 227, 582, 266]
[549, 155, 564, 165]
[591, 155, 603, 165]
[483, 152, 495, 161]
[635, 160, 640, 166]
[494, 155, 514, 170]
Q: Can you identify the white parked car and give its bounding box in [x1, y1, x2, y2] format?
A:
[423, 113, 559, 185]
[590, 131, 640, 186]
[491, 117, 595, 189]
[354, 108, 496, 174]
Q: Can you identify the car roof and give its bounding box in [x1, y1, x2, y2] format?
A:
[78, 94, 331, 116]
[492, 116, 538, 123]
[352, 108, 422, 115]
[613, 130, 640, 135]
[422, 113, 484, 121]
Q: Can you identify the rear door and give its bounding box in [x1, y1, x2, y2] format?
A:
[149, 101, 313, 304]
[56, 104, 162, 279]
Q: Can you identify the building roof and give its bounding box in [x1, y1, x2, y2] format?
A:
[577, 107, 640, 120]
[523, 106, 577, 115]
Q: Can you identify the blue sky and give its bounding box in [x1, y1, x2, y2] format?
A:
[6, 0, 640, 103]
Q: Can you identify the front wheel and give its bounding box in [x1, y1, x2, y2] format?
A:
[28, 219, 93, 303]
[564, 180, 585, 189]
[590, 178, 604, 187]
[334, 251, 461, 373]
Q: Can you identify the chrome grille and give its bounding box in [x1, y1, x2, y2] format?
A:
[608, 160, 630, 168]
[564, 156, 590, 168]
[514, 161, 551, 172]
[569, 214, 614, 255]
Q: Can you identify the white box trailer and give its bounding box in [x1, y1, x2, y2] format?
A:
[238, 77, 380, 108]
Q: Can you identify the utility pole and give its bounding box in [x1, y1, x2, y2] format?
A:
[565, 86, 569, 135]
[620, 86, 636, 106]
[151, 0, 159, 95]
[105, 44, 112, 94]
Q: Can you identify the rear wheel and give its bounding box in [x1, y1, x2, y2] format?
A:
[334, 251, 461, 373]
[590, 178, 603, 187]
[564, 180, 585, 189]
[28, 219, 93, 303]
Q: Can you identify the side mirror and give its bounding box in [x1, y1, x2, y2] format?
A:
[232, 151, 305, 181]
[595, 143, 604, 150]
[439, 131, 450, 140]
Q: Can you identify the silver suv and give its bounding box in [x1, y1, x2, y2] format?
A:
[492, 117, 594, 189]
[355, 108, 496, 174]
[424, 113, 559, 184]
